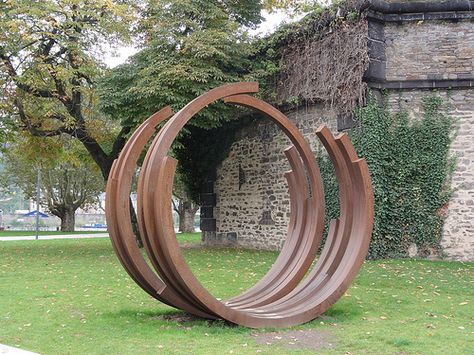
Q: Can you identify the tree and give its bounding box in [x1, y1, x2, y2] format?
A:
[98, 0, 264, 231]
[172, 174, 199, 233]
[0, 1, 262, 180]
[2, 134, 104, 231]
[98, 0, 263, 129]
[263, 0, 330, 14]
[0, 0, 135, 180]
[1, 0, 264, 236]
[172, 198, 199, 233]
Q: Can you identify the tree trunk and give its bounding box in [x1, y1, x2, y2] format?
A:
[178, 203, 198, 233]
[129, 196, 143, 248]
[60, 209, 75, 232]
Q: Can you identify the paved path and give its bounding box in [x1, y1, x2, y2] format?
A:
[0, 233, 108, 241]
[0, 344, 39, 354]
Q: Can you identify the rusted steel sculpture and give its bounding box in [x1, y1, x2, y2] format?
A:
[105, 82, 374, 328]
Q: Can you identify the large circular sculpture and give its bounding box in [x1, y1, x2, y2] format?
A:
[105, 82, 374, 328]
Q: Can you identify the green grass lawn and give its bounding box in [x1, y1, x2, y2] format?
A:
[0, 236, 472, 354]
[0, 230, 107, 237]
[176, 232, 202, 244]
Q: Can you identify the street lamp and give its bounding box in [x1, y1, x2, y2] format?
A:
[35, 168, 41, 240]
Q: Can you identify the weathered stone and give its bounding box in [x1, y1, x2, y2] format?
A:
[205, 10, 474, 261]
[386, 90, 474, 261]
[408, 243, 418, 257]
[385, 21, 474, 82]
[213, 104, 338, 251]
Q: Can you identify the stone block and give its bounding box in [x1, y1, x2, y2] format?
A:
[200, 218, 216, 232]
[200, 193, 216, 206]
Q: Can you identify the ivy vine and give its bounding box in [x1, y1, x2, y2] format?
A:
[320, 92, 456, 258]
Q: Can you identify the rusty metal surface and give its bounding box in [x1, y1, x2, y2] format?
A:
[105, 82, 374, 328]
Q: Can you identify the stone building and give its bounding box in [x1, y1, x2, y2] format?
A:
[200, 0, 474, 261]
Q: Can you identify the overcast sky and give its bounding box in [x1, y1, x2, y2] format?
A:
[103, 10, 290, 68]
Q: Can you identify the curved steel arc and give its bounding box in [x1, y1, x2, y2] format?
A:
[105, 108, 212, 317]
[137, 121, 213, 317]
[105, 108, 172, 300]
[222, 95, 326, 310]
[105, 82, 374, 328]
[245, 132, 371, 322]
[226, 146, 309, 308]
[139, 85, 326, 326]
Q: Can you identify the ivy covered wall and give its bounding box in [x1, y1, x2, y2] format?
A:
[199, 1, 474, 260]
[209, 93, 457, 259]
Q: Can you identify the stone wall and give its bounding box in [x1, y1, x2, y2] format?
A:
[203, 2, 474, 260]
[385, 89, 474, 261]
[212, 104, 338, 250]
[384, 21, 474, 82]
[444, 90, 474, 261]
[381, 14, 474, 261]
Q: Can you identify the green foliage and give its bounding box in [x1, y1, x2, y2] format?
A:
[0, 109, 15, 149]
[0, 0, 136, 178]
[98, 0, 264, 202]
[317, 150, 341, 239]
[0, 0, 134, 125]
[98, 0, 263, 130]
[324, 93, 455, 258]
[1, 133, 104, 218]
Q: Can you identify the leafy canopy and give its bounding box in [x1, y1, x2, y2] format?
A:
[0, 0, 137, 178]
[1, 132, 104, 215]
[98, 0, 264, 130]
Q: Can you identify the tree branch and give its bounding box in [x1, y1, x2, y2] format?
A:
[44, 65, 73, 108]
[109, 125, 132, 160]
[40, 35, 56, 57]
[15, 40, 39, 53]
[76, 71, 94, 85]
[13, 98, 71, 137]
[172, 198, 179, 214]
[97, 195, 105, 212]
[0, 50, 58, 98]
[74, 127, 110, 179]
[44, 45, 68, 65]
